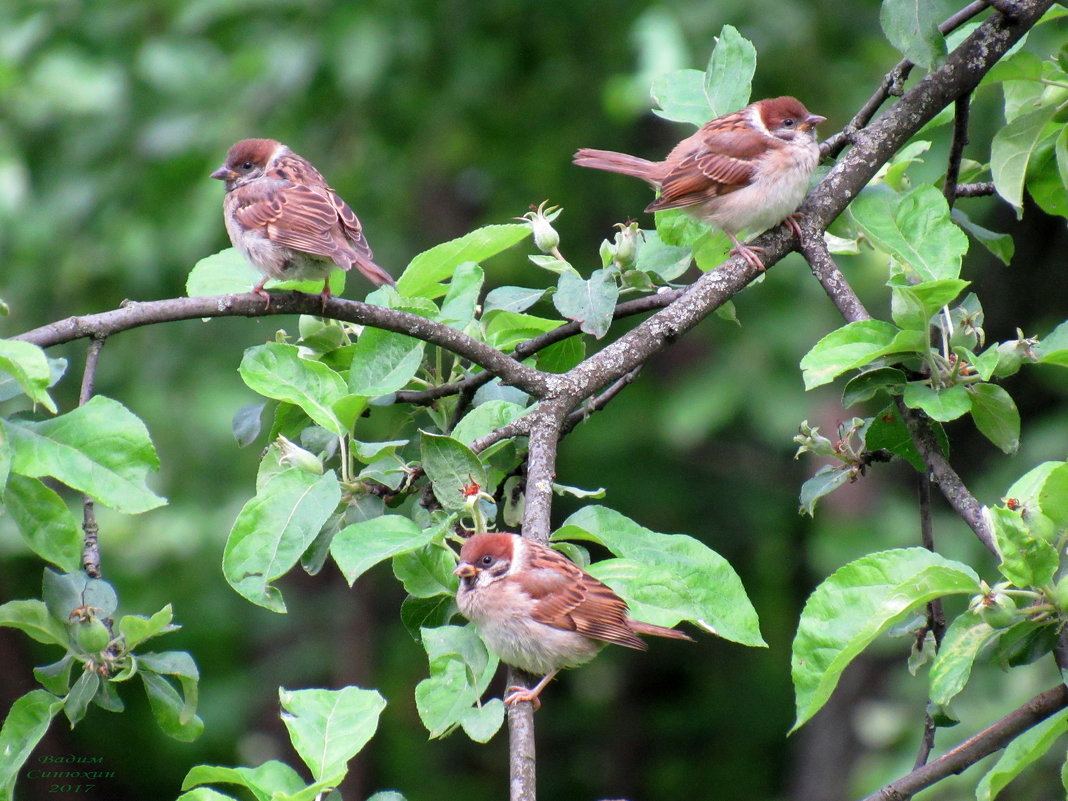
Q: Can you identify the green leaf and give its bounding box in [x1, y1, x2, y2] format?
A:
[239, 343, 346, 436]
[969, 383, 1020, 454]
[482, 285, 547, 315]
[279, 686, 386, 780]
[330, 515, 434, 586]
[460, 698, 506, 743]
[119, 604, 177, 650]
[392, 544, 458, 598]
[415, 625, 500, 739]
[450, 401, 526, 447]
[1036, 319, 1068, 366]
[483, 311, 560, 352]
[347, 328, 425, 397]
[4, 395, 165, 513]
[535, 337, 586, 374]
[800, 320, 924, 389]
[951, 208, 1015, 265]
[43, 569, 118, 620]
[991, 105, 1058, 217]
[182, 761, 306, 800]
[929, 612, 996, 707]
[849, 185, 968, 281]
[556, 505, 764, 646]
[989, 506, 1059, 587]
[140, 668, 204, 742]
[0, 690, 63, 797]
[791, 547, 980, 731]
[438, 261, 483, 328]
[176, 789, 239, 801]
[865, 403, 947, 472]
[651, 69, 712, 127]
[0, 599, 69, 646]
[397, 224, 530, 299]
[976, 708, 1068, 801]
[223, 469, 341, 612]
[798, 464, 857, 516]
[902, 382, 971, 422]
[1003, 461, 1068, 528]
[232, 402, 266, 448]
[552, 268, 619, 339]
[0, 339, 57, 413]
[139, 651, 200, 725]
[634, 229, 692, 281]
[4, 475, 81, 571]
[420, 431, 487, 512]
[400, 594, 458, 641]
[63, 667, 100, 727]
[888, 277, 969, 331]
[880, 0, 947, 69]
[703, 24, 756, 117]
[33, 655, 74, 696]
[842, 367, 907, 407]
[186, 248, 343, 299]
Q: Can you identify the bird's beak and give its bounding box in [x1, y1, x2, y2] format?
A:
[454, 564, 477, 579]
[210, 166, 236, 181]
[802, 114, 827, 131]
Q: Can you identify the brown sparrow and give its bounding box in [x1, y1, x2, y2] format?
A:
[574, 96, 825, 271]
[454, 532, 693, 708]
[211, 138, 394, 306]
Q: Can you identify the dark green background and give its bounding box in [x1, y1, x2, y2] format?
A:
[2, 2, 1066, 800]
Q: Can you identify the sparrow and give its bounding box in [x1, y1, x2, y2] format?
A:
[573, 96, 825, 271]
[453, 532, 693, 708]
[211, 138, 395, 306]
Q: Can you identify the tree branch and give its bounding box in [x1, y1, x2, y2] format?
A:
[859, 684, 1068, 801]
[15, 292, 552, 398]
[79, 336, 107, 578]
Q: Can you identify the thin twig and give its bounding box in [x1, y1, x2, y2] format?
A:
[562, 366, 643, 435]
[943, 93, 972, 207]
[911, 473, 944, 778]
[79, 337, 107, 578]
[859, 684, 1068, 801]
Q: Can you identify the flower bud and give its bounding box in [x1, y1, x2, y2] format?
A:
[611, 221, 642, 270]
[275, 435, 324, 475]
[516, 200, 562, 255]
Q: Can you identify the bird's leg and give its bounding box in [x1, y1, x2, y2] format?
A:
[250, 277, 272, 310]
[504, 670, 559, 711]
[784, 212, 805, 239]
[317, 280, 333, 313]
[726, 233, 767, 272]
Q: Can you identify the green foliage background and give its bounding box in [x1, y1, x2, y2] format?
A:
[1, 1, 1066, 800]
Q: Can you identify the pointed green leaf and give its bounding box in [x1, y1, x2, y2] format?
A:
[348, 328, 425, 396]
[437, 262, 483, 328]
[991, 106, 1058, 216]
[450, 401, 526, 447]
[119, 604, 177, 650]
[182, 761, 306, 800]
[239, 343, 346, 436]
[703, 24, 755, 117]
[800, 320, 924, 389]
[63, 667, 100, 727]
[415, 625, 499, 739]
[989, 506, 1058, 587]
[482, 285, 547, 315]
[969, 383, 1020, 454]
[223, 469, 341, 612]
[929, 611, 996, 707]
[556, 505, 764, 646]
[392, 545, 458, 598]
[4, 475, 81, 571]
[0, 690, 63, 797]
[849, 185, 968, 281]
[140, 669, 204, 742]
[397, 224, 530, 299]
[902, 382, 971, 421]
[880, 0, 947, 68]
[791, 548, 980, 731]
[4, 395, 165, 513]
[420, 431, 487, 512]
[330, 515, 434, 586]
[0, 599, 69, 646]
[0, 339, 57, 413]
[888, 277, 969, 331]
[187, 248, 343, 299]
[279, 686, 386, 780]
[976, 708, 1068, 801]
[651, 69, 712, 126]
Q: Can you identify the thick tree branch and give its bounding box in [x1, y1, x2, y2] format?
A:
[15, 292, 552, 398]
[860, 684, 1068, 801]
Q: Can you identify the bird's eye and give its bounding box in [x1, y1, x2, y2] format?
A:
[782, 118, 796, 128]
[480, 554, 494, 566]
[241, 161, 255, 170]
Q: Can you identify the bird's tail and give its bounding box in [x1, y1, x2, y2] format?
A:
[629, 619, 695, 642]
[354, 257, 396, 288]
[572, 148, 661, 185]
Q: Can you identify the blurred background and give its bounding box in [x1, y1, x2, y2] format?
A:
[1, 1, 1067, 799]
